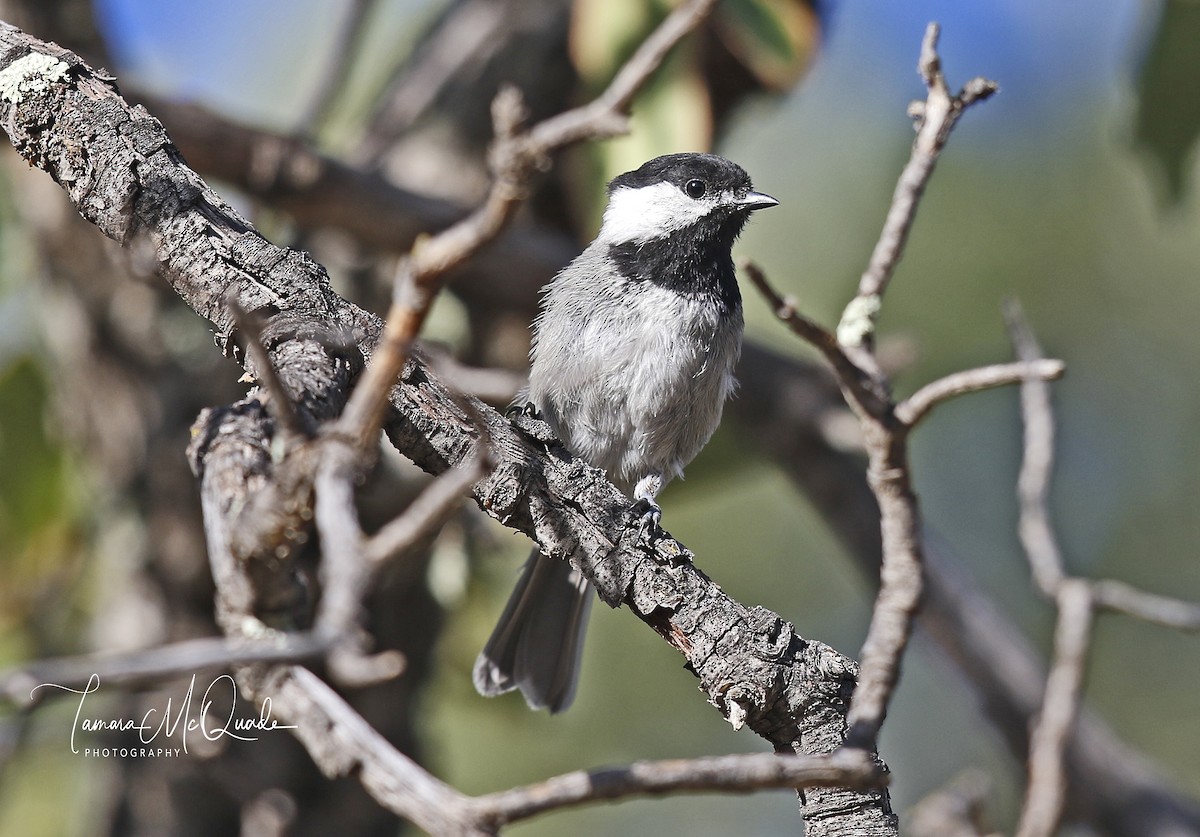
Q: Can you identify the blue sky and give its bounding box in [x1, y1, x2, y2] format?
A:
[92, 0, 1150, 140]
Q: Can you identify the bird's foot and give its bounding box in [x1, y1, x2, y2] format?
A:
[506, 401, 557, 446]
[505, 401, 542, 421]
[631, 497, 663, 543]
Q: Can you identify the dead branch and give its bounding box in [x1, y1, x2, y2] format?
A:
[470, 748, 884, 827]
[725, 303, 1200, 834]
[311, 439, 409, 687]
[229, 300, 310, 438]
[840, 22, 998, 351]
[1015, 580, 1094, 837]
[0, 14, 894, 836]
[0, 632, 330, 708]
[228, 660, 885, 835]
[1006, 301, 1200, 836]
[836, 24, 1002, 750]
[748, 23, 1006, 754]
[132, 91, 575, 303]
[895, 360, 1065, 429]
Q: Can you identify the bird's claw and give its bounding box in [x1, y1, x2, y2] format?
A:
[506, 401, 558, 446]
[505, 401, 542, 421]
[631, 498, 663, 543]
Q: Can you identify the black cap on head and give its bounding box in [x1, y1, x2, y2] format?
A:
[608, 152, 754, 196]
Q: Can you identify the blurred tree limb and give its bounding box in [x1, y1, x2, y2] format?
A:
[1004, 303, 1200, 837]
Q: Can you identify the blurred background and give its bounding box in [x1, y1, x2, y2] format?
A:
[1, 0, 1198, 834]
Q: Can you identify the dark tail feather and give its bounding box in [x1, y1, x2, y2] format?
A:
[473, 549, 593, 713]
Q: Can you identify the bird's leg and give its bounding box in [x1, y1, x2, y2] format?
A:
[631, 474, 663, 542]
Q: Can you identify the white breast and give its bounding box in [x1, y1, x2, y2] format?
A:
[528, 267, 742, 493]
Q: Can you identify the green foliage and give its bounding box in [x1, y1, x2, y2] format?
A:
[1135, 0, 1200, 202]
[571, 0, 666, 87]
[717, 0, 817, 89]
[0, 359, 67, 539]
[0, 356, 80, 633]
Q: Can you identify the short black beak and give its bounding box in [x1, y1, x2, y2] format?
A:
[737, 191, 779, 211]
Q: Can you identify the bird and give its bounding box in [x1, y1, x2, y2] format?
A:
[472, 152, 778, 712]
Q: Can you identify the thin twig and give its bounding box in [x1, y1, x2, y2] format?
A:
[1015, 580, 1094, 837]
[841, 444, 922, 751]
[1009, 303, 1200, 629]
[471, 748, 885, 827]
[524, 0, 722, 150]
[837, 25, 998, 751]
[229, 300, 308, 438]
[1007, 302, 1200, 835]
[262, 664, 481, 835]
[1091, 580, 1200, 630]
[314, 362, 493, 682]
[837, 22, 997, 351]
[741, 260, 837, 349]
[312, 440, 407, 688]
[253, 666, 884, 834]
[365, 454, 487, 565]
[896, 359, 1065, 429]
[748, 28, 1002, 756]
[742, 260, 857, 373]
[1006, 300, 1067, 593]
[0, 632, 331, 709]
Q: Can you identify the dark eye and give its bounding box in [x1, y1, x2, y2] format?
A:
[684, 179, 706, 199]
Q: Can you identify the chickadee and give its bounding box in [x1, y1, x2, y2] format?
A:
[473, 152, 778, 712]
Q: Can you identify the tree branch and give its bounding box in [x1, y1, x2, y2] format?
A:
[741, 260, 877, 400]
[1015, 579, 1094, 837]
[746, 25, 1004, 754]
[1091, 580, 1200, 630]
[365, 450, 488, 565]
[0, 16, 893, 836]
[838, 22, 997, 352]
[470, 748, 884, 827]
[0, 632, 330, 708]
[1006, 301, 1200, 835]
[1008, 301, 1069, 594]
[133, 91, 574, 305]
[895, 359, 1065, 429]
[228, 299, 310, 438]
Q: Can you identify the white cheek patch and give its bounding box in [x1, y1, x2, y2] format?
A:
[598, 182, 724, 244]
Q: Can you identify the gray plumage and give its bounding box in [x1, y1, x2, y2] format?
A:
[473, 153, 777, 712]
